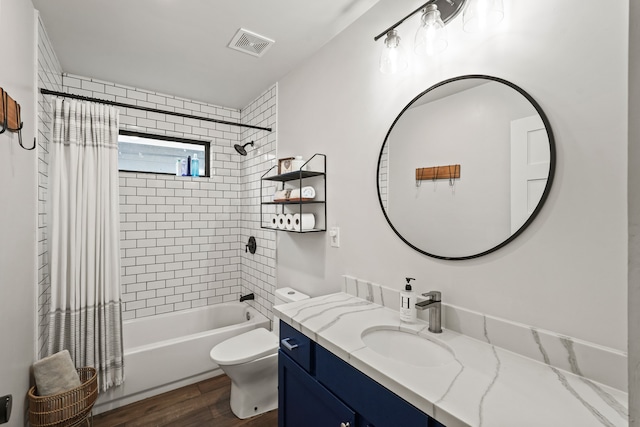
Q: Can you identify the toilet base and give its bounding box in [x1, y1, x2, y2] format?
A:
[220, 353, 279, 419]
[229, 379, 278, 419]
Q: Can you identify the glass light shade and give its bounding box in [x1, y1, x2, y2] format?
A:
[463, 0, 504, 33]
[380, 30, 408, 74]
[414, 5, 447, 56]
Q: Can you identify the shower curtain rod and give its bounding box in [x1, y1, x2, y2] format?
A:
[39, 88, 272, 132]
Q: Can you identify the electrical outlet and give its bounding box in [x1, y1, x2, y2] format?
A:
[329, 227, 340, 248]
[0, 395, 11, 424]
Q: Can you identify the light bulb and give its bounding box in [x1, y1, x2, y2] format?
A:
[414, 4, 447, 56]
[463, 0, 504, 33]
[380, 30, 408, 74]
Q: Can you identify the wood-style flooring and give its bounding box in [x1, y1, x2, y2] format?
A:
[92, 375, 278, 427]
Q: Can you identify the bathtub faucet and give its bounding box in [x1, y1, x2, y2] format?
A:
[239, 293, 255, 302]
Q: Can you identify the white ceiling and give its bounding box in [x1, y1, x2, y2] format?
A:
[33, 0, 380, 110]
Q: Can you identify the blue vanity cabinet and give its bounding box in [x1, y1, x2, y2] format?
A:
[278, 321, 446, 427]
[316, 345, 444, 427]
[279, 350, 356, 427]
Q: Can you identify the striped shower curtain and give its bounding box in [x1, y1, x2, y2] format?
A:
[47, 98, 124, 391]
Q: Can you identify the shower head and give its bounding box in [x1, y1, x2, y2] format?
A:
[234, 141, 254, 156]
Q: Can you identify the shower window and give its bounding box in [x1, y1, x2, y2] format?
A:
[118, 130, 209, 177]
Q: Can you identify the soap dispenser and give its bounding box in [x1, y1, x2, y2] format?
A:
[400, 277, 417, 322]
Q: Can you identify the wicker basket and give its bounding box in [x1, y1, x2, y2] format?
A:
[28, 367, 98, 427]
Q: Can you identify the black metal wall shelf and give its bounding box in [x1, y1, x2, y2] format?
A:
[262, 200, 325, 206]
[260, 153, 326, 233]
[263, 170, 325, 182]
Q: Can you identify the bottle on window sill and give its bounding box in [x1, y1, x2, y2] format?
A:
[180, 158, 187, 176]
[191, 154, 200, 177]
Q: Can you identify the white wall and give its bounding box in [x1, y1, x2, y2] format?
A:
[0, 0, 36, 424]
[277, 0, 628, 351]
[628, 0, 639, 423]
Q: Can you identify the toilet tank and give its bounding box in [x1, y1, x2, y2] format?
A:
[275, 287, 309, 305]
[273, 287, 309, 335]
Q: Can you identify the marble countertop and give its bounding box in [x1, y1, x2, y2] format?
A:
[274, 292, 628, 427]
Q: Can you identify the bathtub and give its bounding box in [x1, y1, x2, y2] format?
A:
[94, 302, 270, 414]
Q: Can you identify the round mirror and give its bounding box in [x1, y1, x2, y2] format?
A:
[377, 75, 556, 260]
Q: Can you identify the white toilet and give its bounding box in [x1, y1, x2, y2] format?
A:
[209, 287, 309, 419]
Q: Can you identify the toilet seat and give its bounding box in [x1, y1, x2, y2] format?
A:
[210, 328, 278, 365]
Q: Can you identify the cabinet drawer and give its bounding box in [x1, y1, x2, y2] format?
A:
[279, 321, 314, 373]
[316, 344, 430, 427]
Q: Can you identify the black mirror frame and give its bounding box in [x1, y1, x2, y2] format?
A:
[376, 75, 557, 261]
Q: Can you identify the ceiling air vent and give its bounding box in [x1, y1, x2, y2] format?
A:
[228, 28, 275, 58]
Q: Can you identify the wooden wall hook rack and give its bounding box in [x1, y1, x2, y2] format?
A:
[1, 87, 35, 150]
[415, 164, 461, 181]
[0, 88, 21, 133]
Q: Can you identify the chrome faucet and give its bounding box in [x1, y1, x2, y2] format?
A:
[415, 291, 442, 333]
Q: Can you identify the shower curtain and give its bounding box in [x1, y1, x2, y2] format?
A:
[47, 98, 124, 391]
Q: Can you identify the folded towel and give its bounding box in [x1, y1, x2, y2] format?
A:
[33, 350, 81, 396]
[273, 189, 291, 201]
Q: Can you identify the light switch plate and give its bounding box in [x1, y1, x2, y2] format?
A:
[329, 227, 340, 248]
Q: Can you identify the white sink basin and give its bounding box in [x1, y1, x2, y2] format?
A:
[361, 328, 454, 368]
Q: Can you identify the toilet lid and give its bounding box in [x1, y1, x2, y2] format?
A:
[210, 328, 278, 365]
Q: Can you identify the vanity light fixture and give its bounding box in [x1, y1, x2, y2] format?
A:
[375, 0, 505, 73]
[462, 0, 504, 33]
[380, 29, 408, 74]
[414, 4, 447, 56]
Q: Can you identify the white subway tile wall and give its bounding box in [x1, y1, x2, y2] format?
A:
[118, 172, 244, 319]
[58, 74, 279, 321]
[239, 85, 278, 323]
[63, 72, 241, 320]
[37, 15, 63, 358]
[379, 143, 389, 210]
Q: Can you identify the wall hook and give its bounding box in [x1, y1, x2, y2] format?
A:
[18, 134, 35, 151]
[0, 88, 8, 135]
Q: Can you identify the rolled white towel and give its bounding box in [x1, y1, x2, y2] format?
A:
[289, 186, 316, 200]
[33, 350, 81, 396]
[301, 186, 316, 199]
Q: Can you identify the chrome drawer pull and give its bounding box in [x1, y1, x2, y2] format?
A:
[281, 337, 299, 351]
[340, 423, 350, 427]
